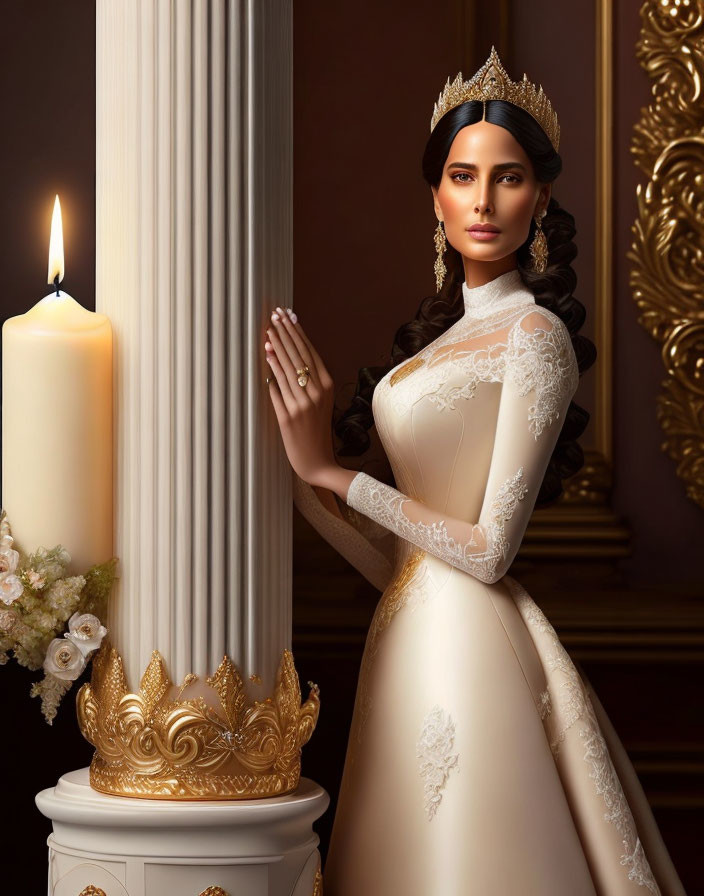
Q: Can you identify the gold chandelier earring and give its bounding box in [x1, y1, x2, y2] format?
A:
[434, 221, 447, 291]
[529, 209, 548, 274]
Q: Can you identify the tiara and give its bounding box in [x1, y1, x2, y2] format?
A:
[430, 46, 560, 153]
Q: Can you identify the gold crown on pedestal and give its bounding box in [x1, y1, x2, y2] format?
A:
[77, 642, 320, 799]
[430, 46, 560, 153]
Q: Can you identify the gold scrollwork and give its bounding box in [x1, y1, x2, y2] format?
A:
[78, 888, 107, 896]
[629, 1, 704, 507]
[198, 888, 230, 896]
[77, 643, 320, 799]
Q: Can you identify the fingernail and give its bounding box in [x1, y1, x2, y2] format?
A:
[265, 341, 273, 351]
[276, 306, 284, 315]
[290, 311, 298, 323]
[271, 312, 280, 322]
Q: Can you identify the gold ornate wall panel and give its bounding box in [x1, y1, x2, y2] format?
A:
[628, 0, 704, 509]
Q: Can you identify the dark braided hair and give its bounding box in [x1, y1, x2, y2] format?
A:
[334, 99, 596, 507]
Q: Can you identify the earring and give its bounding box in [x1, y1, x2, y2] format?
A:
[434, 221, 447, 292]
[529, 210, 548, 274]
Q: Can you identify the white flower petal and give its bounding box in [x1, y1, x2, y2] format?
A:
[43, 638, 86, 681]
[0, 575, 23, 605]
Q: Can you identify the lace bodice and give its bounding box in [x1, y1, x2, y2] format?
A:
[345, 269, 579, 585]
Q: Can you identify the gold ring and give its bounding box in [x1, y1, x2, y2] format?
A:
[296, 365, 310, 388]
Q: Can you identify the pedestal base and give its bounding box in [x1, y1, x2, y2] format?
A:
[36, 768, 328, 896]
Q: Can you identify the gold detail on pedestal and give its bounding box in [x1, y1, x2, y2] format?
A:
[79, 888, 106, 896]
[198, 888, 230, 896]
[312, 855, 324, 896]
[76, 643, 320, 799]
[629, 2, 704, 508]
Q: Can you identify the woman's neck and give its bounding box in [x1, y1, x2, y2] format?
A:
[462, 256, 518, 289]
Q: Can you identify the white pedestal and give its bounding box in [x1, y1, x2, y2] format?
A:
[36, 768, 328, 896]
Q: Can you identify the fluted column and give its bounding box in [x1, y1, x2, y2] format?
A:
[96, 0, 292, 694]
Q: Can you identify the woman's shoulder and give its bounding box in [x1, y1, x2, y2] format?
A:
[507, 304, 579, 394]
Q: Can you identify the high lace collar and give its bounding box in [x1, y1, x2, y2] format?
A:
[461, 269, 535, 319]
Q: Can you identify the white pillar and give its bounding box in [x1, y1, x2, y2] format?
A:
[96, 0, 292, 694]
[37, 7, 325, 886]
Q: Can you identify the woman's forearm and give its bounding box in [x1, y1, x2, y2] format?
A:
[312, 484, 345, 521]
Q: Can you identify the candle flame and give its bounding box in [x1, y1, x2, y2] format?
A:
[47, 195, 64, 286]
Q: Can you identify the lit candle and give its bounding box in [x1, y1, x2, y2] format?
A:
[2, 196, 113, 574]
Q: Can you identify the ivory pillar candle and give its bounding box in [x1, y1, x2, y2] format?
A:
[2, 196, 113, 575]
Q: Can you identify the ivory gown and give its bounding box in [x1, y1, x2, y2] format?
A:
[293, 269, 687, 895]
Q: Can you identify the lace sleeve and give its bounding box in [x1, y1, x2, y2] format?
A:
[292, 473, 395, 592]
[346, 310, 579, 584]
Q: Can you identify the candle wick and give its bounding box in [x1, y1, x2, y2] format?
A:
[53, 274, 60, 297]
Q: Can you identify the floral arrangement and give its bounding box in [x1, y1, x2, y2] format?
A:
[0, 510, 117, 724]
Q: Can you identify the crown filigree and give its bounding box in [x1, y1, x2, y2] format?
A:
[430, 46, 560, 153]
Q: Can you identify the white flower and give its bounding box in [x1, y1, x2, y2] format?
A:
[0, 608, 18, 633]
[0, 574, 23, 605]
[66, 613, 107, 656]
[0, 541, 23, 605]
[27, 570, 46, 590]
[43, 638, 86, 681]
[0, 545, 19, 576]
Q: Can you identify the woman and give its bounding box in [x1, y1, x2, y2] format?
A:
[264, 48, 686, 895]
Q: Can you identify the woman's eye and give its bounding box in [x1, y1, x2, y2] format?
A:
[450, 173, 521, 184]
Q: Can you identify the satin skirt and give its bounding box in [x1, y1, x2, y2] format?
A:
[323, 552, 686, 896]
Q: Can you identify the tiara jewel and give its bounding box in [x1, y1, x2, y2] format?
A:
[430, 46, 560, 153]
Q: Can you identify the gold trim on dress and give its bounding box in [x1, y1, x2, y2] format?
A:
[352, 549, 426, 748]
[390, 356, 425, 387]
[77, 643, 320, 799]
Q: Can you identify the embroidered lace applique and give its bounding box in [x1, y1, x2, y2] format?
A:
[538, 688, 552, 720]
[417, 705, 459, 820]
[381, 306, 578, 441]
[506, 576, 660, 894]
[346, 467, 528, 584]
[506, 317, 579, 437]
[581, 693, 660, 894]
[381, 305, 531, 419]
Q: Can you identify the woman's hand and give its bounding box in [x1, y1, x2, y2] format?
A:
[264, 306, 343, 490]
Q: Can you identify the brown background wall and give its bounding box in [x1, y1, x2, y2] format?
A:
[0, 0, 700, 890]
